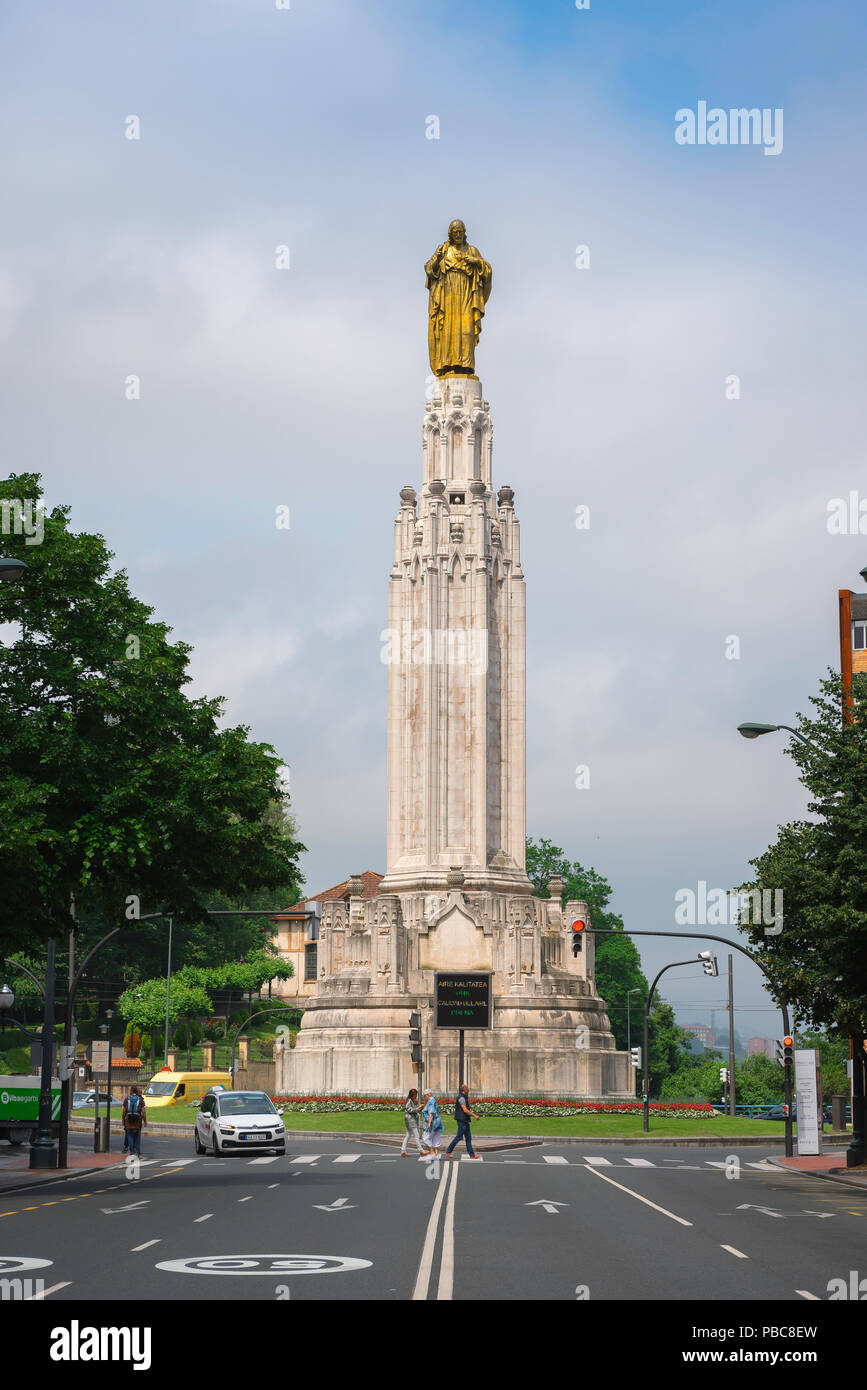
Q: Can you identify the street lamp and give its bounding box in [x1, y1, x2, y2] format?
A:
[0, 557, 26, 582]
[737, 722, 816, 749]
[643, 953, 717, 1133]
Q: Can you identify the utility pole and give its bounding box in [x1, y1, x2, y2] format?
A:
[727, 954, 736, 1117]
[840, 583, 865, 1168]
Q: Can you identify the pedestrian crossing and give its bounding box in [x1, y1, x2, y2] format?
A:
[149, 1152, 779, 1171]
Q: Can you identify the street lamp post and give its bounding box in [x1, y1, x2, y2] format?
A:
[643, 955, 709, 1133]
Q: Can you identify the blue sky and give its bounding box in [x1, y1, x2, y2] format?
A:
[2, 0, 865, 1041]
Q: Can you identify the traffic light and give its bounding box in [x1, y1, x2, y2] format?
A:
[698, 950, 719, 977]
[630, 1046, 642, 1070]
[719, 1066, 729, 1084]
[571, 919, 586, 957]
[782, 1036, 793, 1066]
[409, 1011, 422, 1065]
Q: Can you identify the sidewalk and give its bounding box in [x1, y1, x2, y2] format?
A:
[0, 1149, 126, 1196]
[769, 1150, 867, 1191]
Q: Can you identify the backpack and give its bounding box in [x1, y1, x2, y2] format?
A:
[125, 1094, 142, 1129]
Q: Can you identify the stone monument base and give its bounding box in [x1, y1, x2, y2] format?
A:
[275, 875, 634, 1100]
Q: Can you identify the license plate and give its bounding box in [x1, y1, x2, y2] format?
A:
[241, 1132, 268, 1141]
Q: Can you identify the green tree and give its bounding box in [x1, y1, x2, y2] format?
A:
[0, 473, 305, 957]
[117, 975, 212, 1068]
[735, 1053, 785, 1105]
[738, 672, 867, 1036]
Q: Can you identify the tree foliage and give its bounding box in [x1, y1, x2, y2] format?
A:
[739, 672, 867, 1036]
[0, 473, 305, 957]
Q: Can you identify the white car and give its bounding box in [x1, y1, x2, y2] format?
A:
[195, 1089, 286, 1157]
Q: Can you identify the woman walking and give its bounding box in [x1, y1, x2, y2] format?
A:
[401, 1088, 426, 1156]
[421, 1089, 444, 1158]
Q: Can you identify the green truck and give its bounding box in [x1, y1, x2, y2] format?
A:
[0, 1075, 61, 1145]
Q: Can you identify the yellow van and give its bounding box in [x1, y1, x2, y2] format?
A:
[143, 1072, 232, 1109]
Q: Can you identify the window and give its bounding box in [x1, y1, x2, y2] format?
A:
[305, 942, 318, 980]
[853, 620, 867, 651]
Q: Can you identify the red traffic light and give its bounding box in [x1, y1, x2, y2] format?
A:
[571, 919, 586, 934]
[783, 1036, 793, 1047]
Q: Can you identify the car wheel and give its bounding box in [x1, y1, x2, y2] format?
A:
[276, 1146, 285, 1156]
[194, 1129, 205, 1154]
[212, 1131, 223, 1157]
[8, 1136, 24, 1146]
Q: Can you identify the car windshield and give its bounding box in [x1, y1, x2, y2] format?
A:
[145, 1082, 177, 1096]
[217, 1094, 277, 1116]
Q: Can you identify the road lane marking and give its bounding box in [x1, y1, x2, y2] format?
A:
[746, 1162, 776, 1170]
[460, 1154, 481, 1161]
[248, 1156, 279, 1165]
[238, 1196, 253, 1202]
[132, 1240, 161, 1251]
[412, 1160, 452, 1301]
[289, 1155, 320, 1164]
[26, 1281, 71, 1299]
[721, 1245, 748, 1259]
[437, 1160, 460, 1301]
[583, 1157, 611, 1166]
[585, 1166, 693, 1226]
[162, 1159, 197, 1167]
[194, 1214, 213, 1222]
[543, 1156, 568, 1165]
[624, 1159, 655, 1167]
[267, 1183, 279, 1189]
[796, 1289, 820, 1300]
[333, 1154, 362, 1163]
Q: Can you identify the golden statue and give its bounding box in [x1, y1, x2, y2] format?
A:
[425, 220, 492, 377]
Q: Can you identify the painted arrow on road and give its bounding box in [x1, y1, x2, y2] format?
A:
[803, 1211, 835, 1218]
[735, 1204, 785, 1218]
[100, 1200, 151, 1214]
[525, 1200, 568, 1215]
[312, 1198, 357, 1212]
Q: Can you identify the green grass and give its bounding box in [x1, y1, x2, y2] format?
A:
[70, 1107, 803, 1138]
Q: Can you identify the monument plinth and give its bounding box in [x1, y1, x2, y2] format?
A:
[278, 223, 632, 1098]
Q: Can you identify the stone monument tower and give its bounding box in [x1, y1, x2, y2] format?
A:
[278, 222, 631, 1098]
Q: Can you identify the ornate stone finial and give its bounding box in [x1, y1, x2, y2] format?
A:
[547, 875, 565, 900]
[424, 221, 492, 378]
[400, 485, 417, 507]
[346, 874, 365, 898]
[469, 480, 486, 498]
[446, 864, 465, 889]
[497, 485, 515, 508]
[428, 479, 445, 498]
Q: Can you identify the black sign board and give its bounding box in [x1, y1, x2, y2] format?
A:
[435, 973, 491, 1030]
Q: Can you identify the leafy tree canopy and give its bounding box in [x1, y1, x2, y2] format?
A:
[0, 474, 305, 957]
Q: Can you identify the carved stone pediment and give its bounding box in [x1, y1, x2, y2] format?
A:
[417, 889, 493, 971]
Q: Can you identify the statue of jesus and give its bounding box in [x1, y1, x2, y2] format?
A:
[424, 220, 492, 377]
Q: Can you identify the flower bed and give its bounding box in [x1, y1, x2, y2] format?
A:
[270, 1094, 716, 1119]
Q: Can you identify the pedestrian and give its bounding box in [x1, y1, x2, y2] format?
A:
[400, 1088, 426, 1156]
[445, 1083, 480, 1158]
[421, 1089, 444, 1157]
[122, 1085, 147, 1157]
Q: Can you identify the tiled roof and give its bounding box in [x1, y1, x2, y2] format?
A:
[268, 871, 383, 920]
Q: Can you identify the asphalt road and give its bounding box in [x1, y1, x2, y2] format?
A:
[1, 1132, 864, 1302]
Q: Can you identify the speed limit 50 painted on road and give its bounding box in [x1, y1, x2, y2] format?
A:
[155, 1254, 371, 1276]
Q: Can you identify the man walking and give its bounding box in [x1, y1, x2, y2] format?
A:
[122, 1086, 147, 1157]
[445, 1083, 480, 1158]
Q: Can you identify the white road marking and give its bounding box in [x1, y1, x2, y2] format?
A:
[746, 1161, 777, 1170]
[194, 1213, 213, 1222]
[706, 1162, 728, 1169]
[583, 1157, 611, 1166]
[585, 1166, 694, 1227]
[312, 1197, 356, 1212]
[267, 1183, 279, 1189]
[721, 1245, 748, 1259]
[238, 1196, 253, 1203]
[624, 1158, 655, 1167]
[526, 1200, 568, 1214]
[131, 1239, 161, 1251]
[162, 1158, 197, 1167]
[460, 1153, 482, 1161]
[412, 1160, 452, 1301]
[25, 1281, 71, 1299]
[248, 1157, 279, 1165]
[543, 1156, 568, 1165]
[333, 1154, 363, 1163]
[289, 1155, 320, 1164]
[437, 1158, 460, 1301]
[796, 1289, 820, 1300]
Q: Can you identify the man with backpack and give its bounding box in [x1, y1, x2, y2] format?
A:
[122, 1086, 147, 1156]
[445, 1083, 480, 1158]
